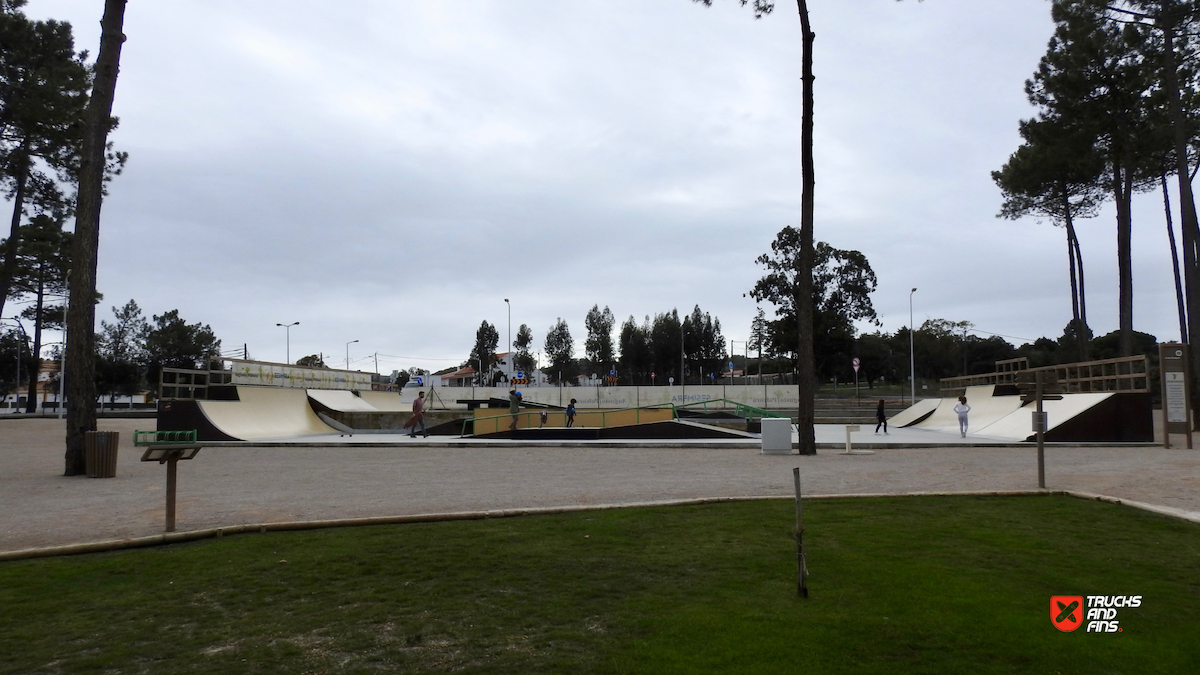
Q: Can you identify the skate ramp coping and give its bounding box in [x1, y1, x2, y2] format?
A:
[197, 387, 337, 440]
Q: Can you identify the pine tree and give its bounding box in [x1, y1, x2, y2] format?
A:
[0, 2, 90, 320]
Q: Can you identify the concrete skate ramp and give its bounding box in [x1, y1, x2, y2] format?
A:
[197, 387, 338, 440]
[973, 393, 1112, 441]
[307, 389, 378, 412]
[888, 398, 939, 427]
[911, 386, 1009, 433]
[357, 391, 408, 412]
[920, 385, 1026, 435]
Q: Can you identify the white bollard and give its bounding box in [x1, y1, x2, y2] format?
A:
[841, 424, 874, 455]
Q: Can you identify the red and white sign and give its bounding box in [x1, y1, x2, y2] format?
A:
[852, 357, 861, 373]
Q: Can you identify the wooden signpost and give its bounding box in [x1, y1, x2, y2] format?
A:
[135, 430, 202, 532]
[1016, 371, 1063, 489]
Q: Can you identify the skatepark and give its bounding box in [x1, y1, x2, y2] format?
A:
[155, 378, 1151, 446]
[1, 415, 1196, 558]
[1, 353, 1184, 558]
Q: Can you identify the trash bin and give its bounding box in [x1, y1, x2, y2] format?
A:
[85, 431, 120, 478]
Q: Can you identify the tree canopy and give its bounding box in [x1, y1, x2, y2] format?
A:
[750, 228, 879, 381]
[544, 318, 574, 383]
[0, 2, 90, 319]
[467, 320, 499, 384]
[141, 309, 221, 387]
[584, 305, 616, 368]
[513, 323, 536, 376]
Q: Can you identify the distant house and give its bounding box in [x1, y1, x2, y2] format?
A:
[435, 353, 547, 388]
[439, 365, 477, 387]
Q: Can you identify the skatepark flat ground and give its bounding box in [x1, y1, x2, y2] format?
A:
[2, 418, 1197, 554]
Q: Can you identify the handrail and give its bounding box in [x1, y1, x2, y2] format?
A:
[675, 398, 790, 420]
[134, 429, 198, 446]
[460, 403, 678, 437]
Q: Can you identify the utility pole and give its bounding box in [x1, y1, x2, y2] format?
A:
[909, 288, 918, 403]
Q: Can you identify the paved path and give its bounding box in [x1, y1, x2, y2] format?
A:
[2, 418, 1198, 553]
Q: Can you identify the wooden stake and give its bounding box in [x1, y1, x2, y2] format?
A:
[165, 456, 178, 532]
[793, 467, 809, 598]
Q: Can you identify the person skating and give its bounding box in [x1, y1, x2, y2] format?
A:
[875, 399, 888, 434]
[566, 398, 577, 428]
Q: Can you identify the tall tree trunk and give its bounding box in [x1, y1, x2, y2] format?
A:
[794, 0, 816, 455]
[1072, 228, 1087, 344]
[24, 272, 44, 413]
[1060, 179, 1084, 360]
[1065, 177, 1094, 357]
[1066, 223, 1080, 325]
[1113, 156, 1134, 357]
[64, 0, 127, 476]
[0, 149, 30, 320]
[1161, 18, 1200, 424]
[1162, 173, 1189, 342]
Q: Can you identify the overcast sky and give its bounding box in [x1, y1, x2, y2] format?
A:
[7, 0, 1186, 375]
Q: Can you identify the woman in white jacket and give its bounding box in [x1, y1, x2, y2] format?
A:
[954, 396, 971, 438]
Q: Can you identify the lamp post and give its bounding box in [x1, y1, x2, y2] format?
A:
[276, 322, 299, 364]
[909, 288, 917, 403]
[504, 298, 511, 353]
[345, 339, 359, 370]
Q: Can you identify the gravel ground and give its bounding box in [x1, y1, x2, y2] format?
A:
[2, 417, 1198, 553]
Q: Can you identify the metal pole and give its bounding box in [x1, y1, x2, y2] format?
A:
[59, 288, 68, 419]
[909, 288, 917, 403]
[346, 339, 358, 370]
[276, 322, 298, 364]
[505, 298, 511, 353]
[1036, 371, 1046, 489]
[680, 328, 685, 387]
[57, 339, 66, 419]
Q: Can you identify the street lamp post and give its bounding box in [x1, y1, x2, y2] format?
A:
[909, 288, 917, 404]
[276, 322, 299, 364]
[346, 339, 359, 370]
[504, 298, 511, 353]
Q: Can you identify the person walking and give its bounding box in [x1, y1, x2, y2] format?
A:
[566, 398, 577, 428]
[408, 391, 428, 438]
[508, 389, 522, 431]
[954, 395, 971, 438]
[875, 399, 888, 434]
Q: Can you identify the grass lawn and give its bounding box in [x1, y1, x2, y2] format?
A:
[2, 495, 1198, 674]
